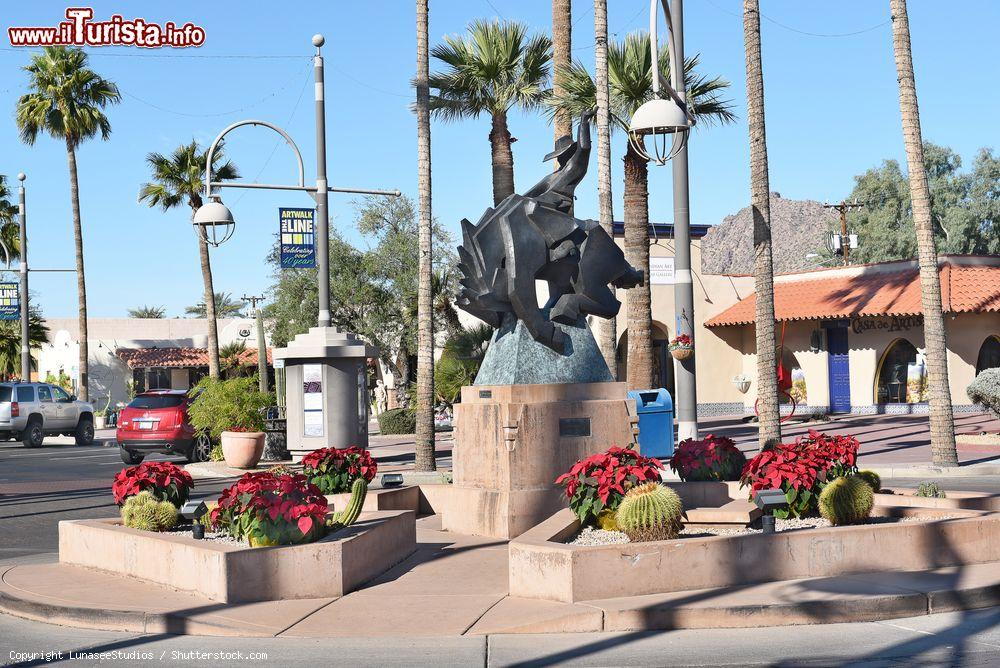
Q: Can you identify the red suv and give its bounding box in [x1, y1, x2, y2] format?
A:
[116, 390, 212, 464]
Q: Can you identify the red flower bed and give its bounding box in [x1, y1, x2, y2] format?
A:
[670, 434, 746, 482]
[210, 470, 328, 545]
[740, 430, 860, 518]
[302, 446, 378, 494]
[555, 445, 663, 524]
[112, 461, 193, 507]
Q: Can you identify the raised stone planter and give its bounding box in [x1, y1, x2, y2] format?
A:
[509, 505, 997, 603]
[59, 510, 416, 603]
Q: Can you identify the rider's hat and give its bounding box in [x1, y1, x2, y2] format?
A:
[543, 135, 575, 162]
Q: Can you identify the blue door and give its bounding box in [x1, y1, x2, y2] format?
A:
[827, 327, 851, 413]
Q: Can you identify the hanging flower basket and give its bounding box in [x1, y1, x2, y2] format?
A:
[732, 374, 752, 394]
[669, 334, 693, 360]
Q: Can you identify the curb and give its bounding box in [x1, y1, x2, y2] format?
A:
[864, 464, 1000, 478]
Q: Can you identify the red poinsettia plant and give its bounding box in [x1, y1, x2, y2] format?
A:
[210, 469, 328, 546]
[670, 434, 746, 482]
[555, 445, 664, 524]
[112, 461, 193, 507]
[302, 446, 378, 494]
[668, 334, 693, 350]
[740, 430, 859, 518]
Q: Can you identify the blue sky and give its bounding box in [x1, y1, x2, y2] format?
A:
[0, 1, 996, 318]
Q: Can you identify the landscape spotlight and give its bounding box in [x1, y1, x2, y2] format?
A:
[180, 500, 209, 539]
[381, 473, 404, 488]
[753, 489, 788, 535]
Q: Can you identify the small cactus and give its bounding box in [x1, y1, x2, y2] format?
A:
[327, 478, 368, 530]
[121, 490, 178, 532]
[916, 481, 946, 498]
[615, 482, 684, 542]
[819, 476, 874, 526]
[857, 470, 881, 493]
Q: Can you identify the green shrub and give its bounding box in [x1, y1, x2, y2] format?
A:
[818, 476, 874, 526]
[434, 353, 478, 405]
[187, 376, 273, 439]
[916, 481, 946, 498]
[378, 408, 416, 435]
[120, 491, 178, 532]
[615, 482, 684, 542]
[209, 442, 224, 462]
[968, 368, 1000, 418]
[857, 470, 882, 493]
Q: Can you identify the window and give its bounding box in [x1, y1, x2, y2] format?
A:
[145, 368, 171, 391]
[37, 386, 52, 403]
[127, 394, 184, 410]
[976, 336, 1000, 375]
[16, 386, 33, 402]
[51, 386, 70, 402]
[876, 339, 922, 404]
[0, 387, 10, 402]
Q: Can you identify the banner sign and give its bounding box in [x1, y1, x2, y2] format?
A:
[0, 282, 18, 320]
[649, 257, 675, 285]
[279, 207, 316, 268]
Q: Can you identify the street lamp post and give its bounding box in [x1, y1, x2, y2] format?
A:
[628, 0, 699, 441]
[17, 173, 29, 382]
[193, 35, 400, 459]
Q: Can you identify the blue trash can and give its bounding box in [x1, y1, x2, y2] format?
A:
[627, 388, 674, 458]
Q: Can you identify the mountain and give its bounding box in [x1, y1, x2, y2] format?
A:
[700, 193, 838, 276]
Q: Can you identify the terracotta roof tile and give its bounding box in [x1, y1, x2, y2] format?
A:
[706, 262, 1000, 327]
[115, 347, 272, 369]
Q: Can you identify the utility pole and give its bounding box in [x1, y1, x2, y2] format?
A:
[17, 174, 29, 382]
[670, 0, 698, 442]
[242, 294, 269, 393]
[823, 200, 862, 265]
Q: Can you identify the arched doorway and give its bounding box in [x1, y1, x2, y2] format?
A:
[976, 336, 1000, 375]
[780, 348, 806, 405]
[875, 338, 922, 404]
[616, 324, 675, 396]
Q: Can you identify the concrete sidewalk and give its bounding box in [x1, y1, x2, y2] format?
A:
[3, 513, 1000, 639]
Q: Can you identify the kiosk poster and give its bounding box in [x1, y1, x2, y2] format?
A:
[302, 363, 324, 437]
[279, 207, 316, 268]
[0, 283, 18, 320]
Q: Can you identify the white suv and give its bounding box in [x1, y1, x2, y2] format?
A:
[0, 382, 96, 447]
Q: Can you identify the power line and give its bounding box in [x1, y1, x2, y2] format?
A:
[701, 0, 889, 38]
[483, 0, 505, 19]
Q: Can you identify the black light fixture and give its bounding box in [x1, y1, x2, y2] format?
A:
[180, 500, 208, 539]
[381, 473, 404, 488]
[753, 490, 788, 534]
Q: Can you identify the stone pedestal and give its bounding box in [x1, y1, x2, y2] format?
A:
[444, 382, 638, 539]
[273, 327, 377, 461]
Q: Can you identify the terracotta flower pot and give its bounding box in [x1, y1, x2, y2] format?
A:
[220, 431, 265, 469]
[94, 416, 106, 430]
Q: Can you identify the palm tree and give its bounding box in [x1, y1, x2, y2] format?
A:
[0, 175, 20, 266]
[139, 140, 239, 379]
[549, 33, 734, 390]
[128, 305, 166, 319]
[429, 19, 552, 205]
[552, 0, 573, 144]
[0, 305, 49, 379]
[593, 0, 616, 375]
[16, 46, 120, 401]
[185, 291, 244, 318]
[743, 0, 780, 449]
[889, 0, 957, 466]
[415, 0, 436, 472]
[219, 341, 250, 379]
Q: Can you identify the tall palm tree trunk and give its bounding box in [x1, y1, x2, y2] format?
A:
[594, 0, 616, 377]
[890, 0, 956, 466]
[552, 0, 573, 144]
[195, 231, 221, 379]
[65, 140, 89, 401]
[489, 112, 516, 205]
[415, 0, 437, 472]
[623, 143, 654, 390]
[743, 0, 780, 449]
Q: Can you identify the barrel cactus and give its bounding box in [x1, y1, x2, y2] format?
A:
[328, 478, 368, 530]
[819, 475, 874, 526]
[121, 490, 178, 532]
[615, 482, 684, 542]
[857, 470, 881, 493]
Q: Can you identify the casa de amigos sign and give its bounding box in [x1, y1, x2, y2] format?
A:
[850, 314, 924, 335]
